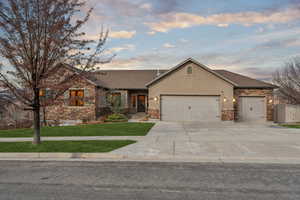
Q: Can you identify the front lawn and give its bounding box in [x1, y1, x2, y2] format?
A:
[0, 140, 136, 152]
[0, 122, 154, 138]
[281, 124, 300, 129]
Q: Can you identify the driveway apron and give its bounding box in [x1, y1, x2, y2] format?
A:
[110, 121, 300, 160]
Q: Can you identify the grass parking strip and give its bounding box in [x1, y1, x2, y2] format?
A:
[0, 123, 154, 137]
[281, 124, 300, 129]
[0, 140, 136, 153]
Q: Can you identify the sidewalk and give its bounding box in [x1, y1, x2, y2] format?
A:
[0, 136, 144, 142]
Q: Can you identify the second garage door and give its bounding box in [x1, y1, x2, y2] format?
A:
[161, 96, 220, 122]
[238, 97, 266, 122]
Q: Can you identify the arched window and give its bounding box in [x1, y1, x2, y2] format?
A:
[187, 66, 193, 74]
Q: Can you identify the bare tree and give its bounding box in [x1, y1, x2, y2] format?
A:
[273, 58, 300, 104]
[0, 0, 111, 144]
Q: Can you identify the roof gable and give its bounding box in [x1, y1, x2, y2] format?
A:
[146, 58, 238, 87]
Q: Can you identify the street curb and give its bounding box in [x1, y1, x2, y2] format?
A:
[0, 153, 125, 159]
[1, 153, 300, 164]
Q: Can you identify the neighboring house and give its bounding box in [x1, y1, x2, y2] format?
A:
[45, 58, 277, 123]
[0, 89, 32, 129]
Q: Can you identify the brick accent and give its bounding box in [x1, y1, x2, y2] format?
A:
[234, 89, 274, 121]
[222, 110, 234, 121]
[148, 109, 160, 119]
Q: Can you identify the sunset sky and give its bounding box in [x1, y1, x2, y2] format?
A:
[82, 0, 300, 81]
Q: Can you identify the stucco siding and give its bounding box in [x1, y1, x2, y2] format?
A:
[148, 62, 234, 120]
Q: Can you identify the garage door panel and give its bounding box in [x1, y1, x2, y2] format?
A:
[161, 96, 185, 121]
[161, 96, 220, 122]
[239, 97, 266, 122]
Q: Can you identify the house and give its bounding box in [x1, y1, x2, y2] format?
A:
[0, 89, 32, 129]
[45, 58, 277, 123]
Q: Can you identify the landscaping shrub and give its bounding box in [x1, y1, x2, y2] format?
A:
[105, 113, 128, 122]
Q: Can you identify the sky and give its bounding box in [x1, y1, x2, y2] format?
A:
[80, 0, 300, 81]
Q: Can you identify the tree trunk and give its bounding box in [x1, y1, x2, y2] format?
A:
[33, 88, 41, 145]
[42, 106, 47, 126]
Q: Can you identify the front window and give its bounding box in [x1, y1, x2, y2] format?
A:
[69, 89, 84, 106]
[106, 92, 121, 107]
[39, 89, 45, 97]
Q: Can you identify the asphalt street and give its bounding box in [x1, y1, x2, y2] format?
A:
[0, 161, 300, 200]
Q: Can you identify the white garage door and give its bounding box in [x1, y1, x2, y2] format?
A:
[161, 96, 220, 122]
[239, 97, 266, 122]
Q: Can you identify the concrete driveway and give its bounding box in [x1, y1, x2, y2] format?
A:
[111, 122, 300, 162]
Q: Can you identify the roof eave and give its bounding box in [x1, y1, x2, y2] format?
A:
[234, 86, 278, 89]
[109, 88, 148, 90]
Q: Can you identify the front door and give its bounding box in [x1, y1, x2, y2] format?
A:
[137, 95, 146, 112]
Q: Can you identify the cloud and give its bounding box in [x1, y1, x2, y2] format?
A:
[101, 53, 183, 69]
[145, 7, 300, 33]
[217, 24, 229, 27]
[101, 56, 152, 69]
[83, 30, 136, 40]
[109, 31, 136, 39]
[105, 44, 135, 55]
[256, 38, 300, 49]
[163, 43, 176, 48]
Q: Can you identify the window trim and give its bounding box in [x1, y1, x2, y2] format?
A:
[69, 89, 85, 107]
[187, 66, 193, 75]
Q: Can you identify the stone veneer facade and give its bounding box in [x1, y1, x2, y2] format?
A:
[234, 88, 274, 121]
[221, 110, 234, 121]
[45, 77, 97, 122]
[147, 109, 160, 119]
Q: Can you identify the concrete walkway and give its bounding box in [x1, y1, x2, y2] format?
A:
[0, 136, 143, 142]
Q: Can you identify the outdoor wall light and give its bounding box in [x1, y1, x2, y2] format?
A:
[154, 97, 159, 101]
[223, 97, 227, 102]
[268, 99, 273, 104]
[233, 98, 236, 103]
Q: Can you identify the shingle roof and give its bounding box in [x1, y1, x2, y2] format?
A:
[92, 70, 168, 89]
[76, 58, 277, 89]
[88, 68, 276, 90]
[214, 70, 277, 89]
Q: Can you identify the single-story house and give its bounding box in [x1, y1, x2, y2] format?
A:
[45, 58, 277, 123]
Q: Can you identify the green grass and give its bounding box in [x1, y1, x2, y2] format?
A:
[0, 122, 154, 138]
[281, 124, 300, 129]
[0, 140, 136, 152]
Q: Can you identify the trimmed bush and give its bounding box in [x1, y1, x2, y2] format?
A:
[105, 113, 128, 122]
